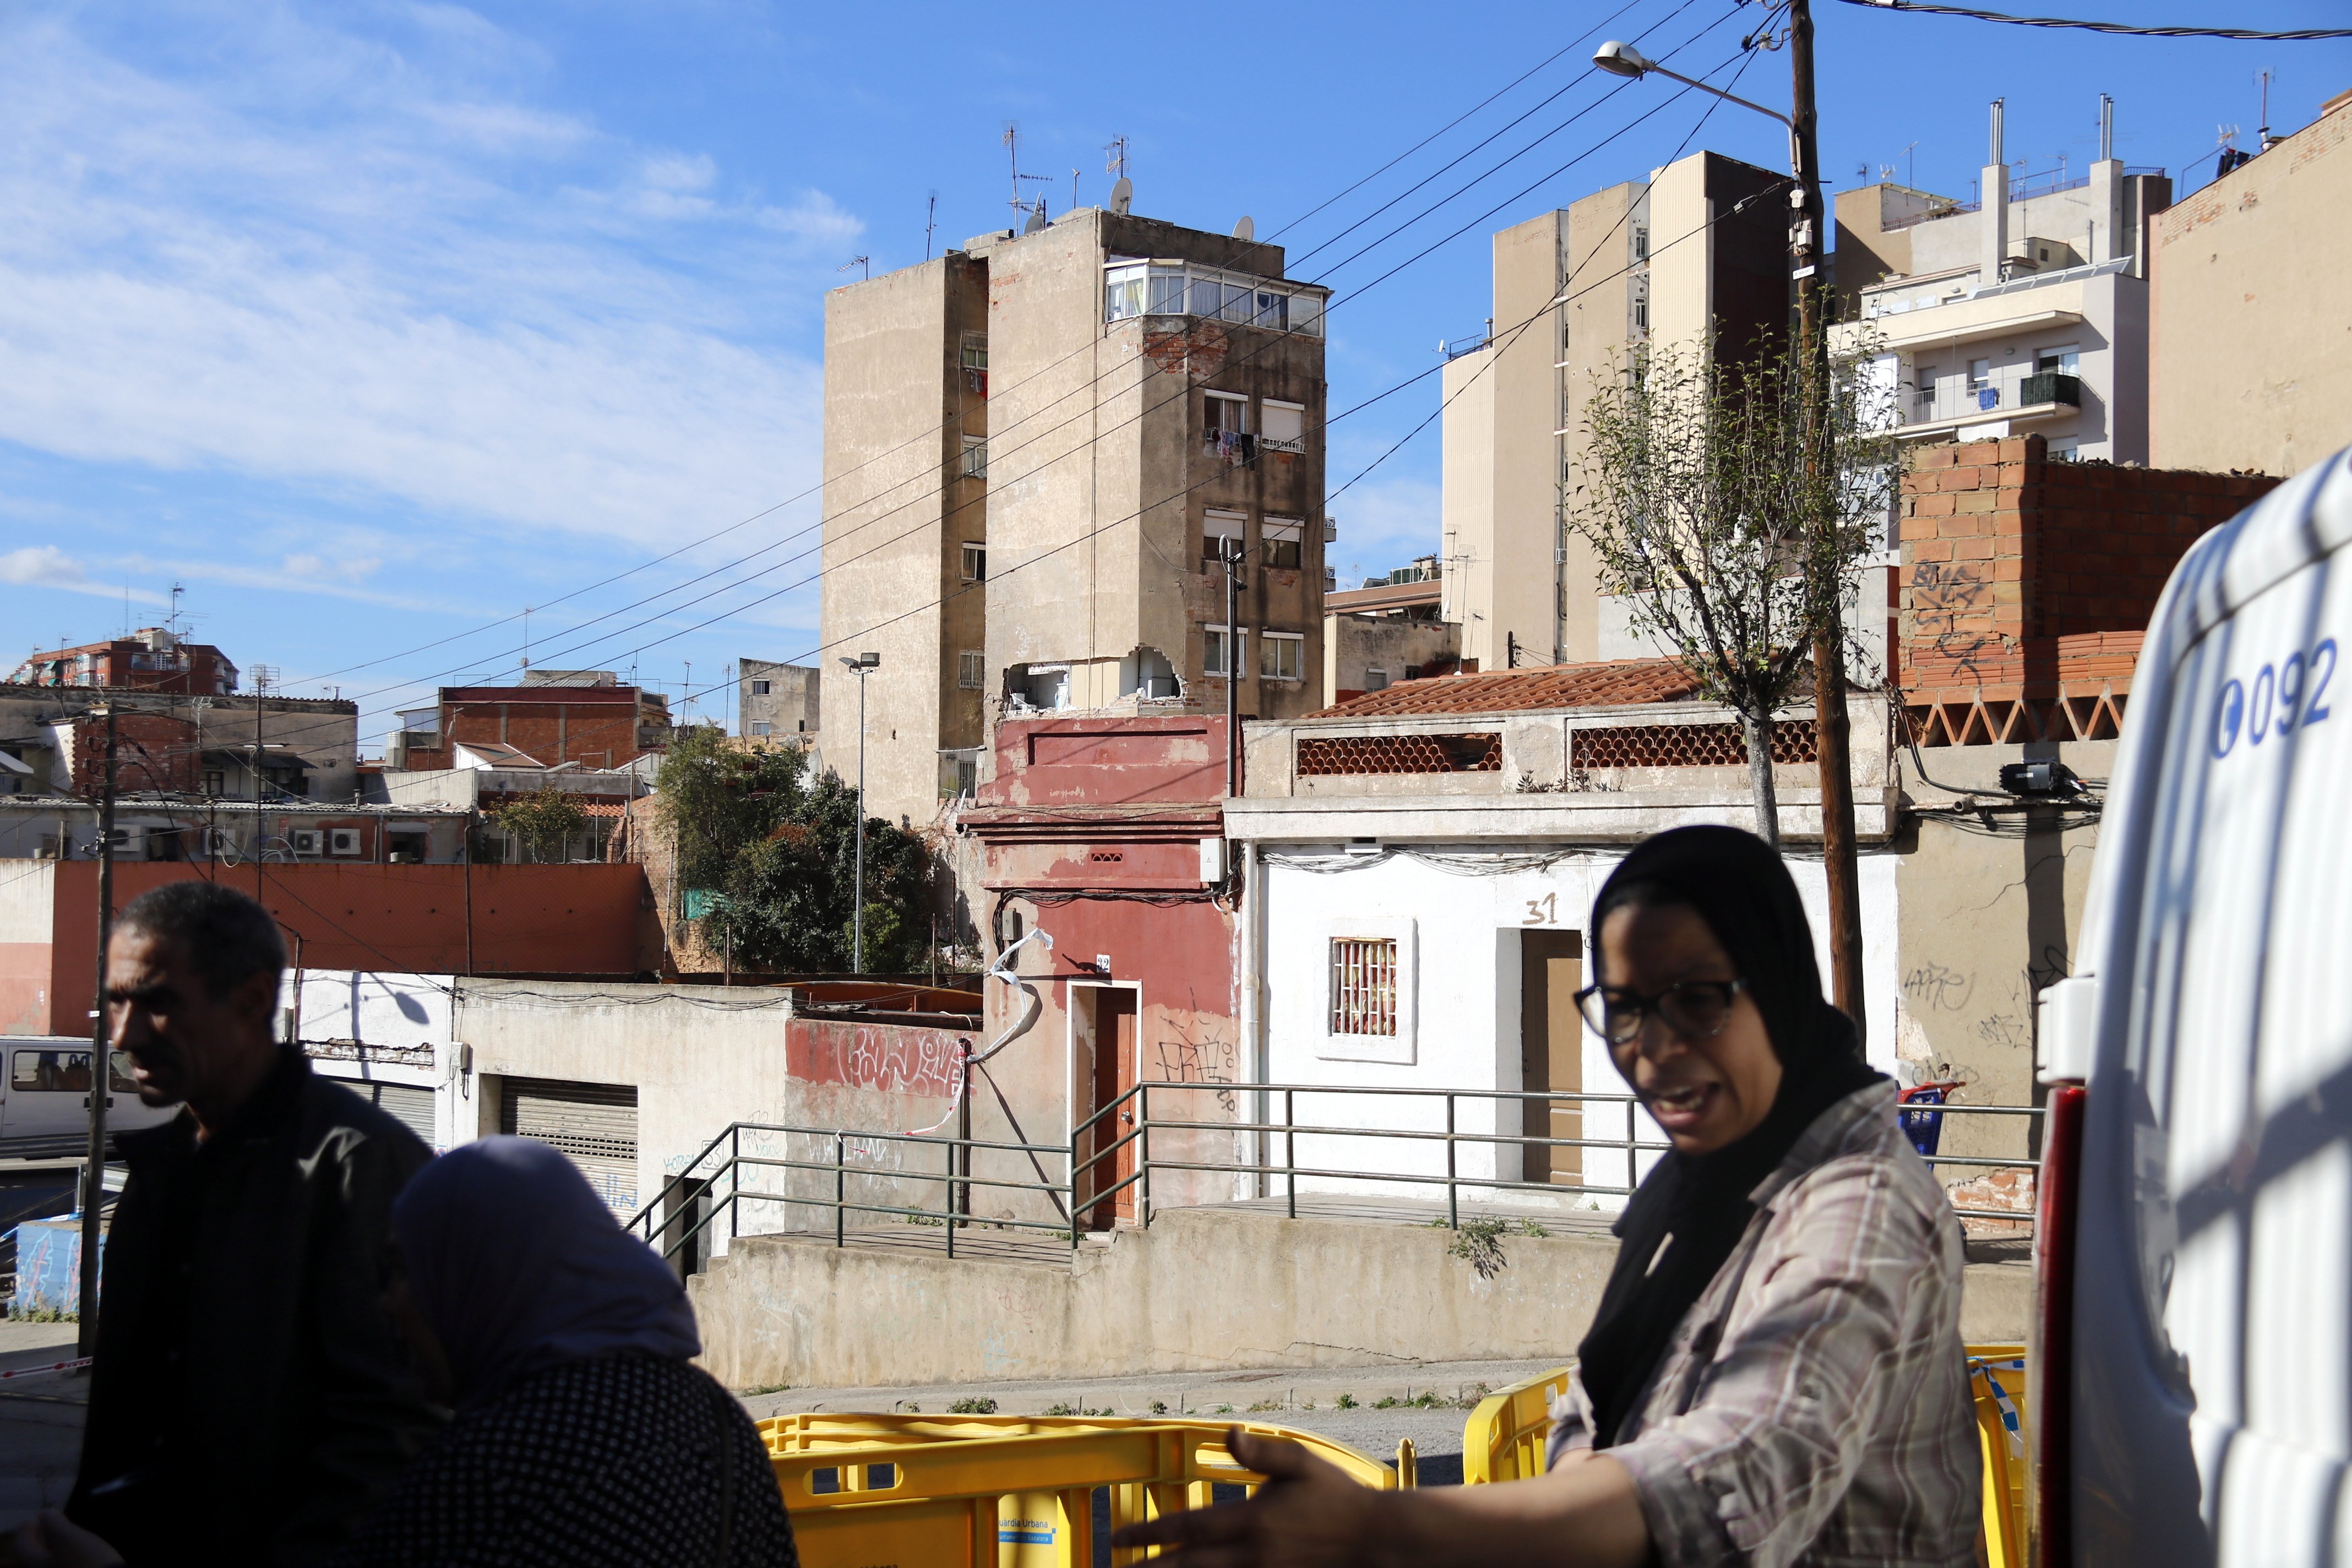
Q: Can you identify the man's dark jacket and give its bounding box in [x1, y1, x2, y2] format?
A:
[69, 1048, 442, 1566]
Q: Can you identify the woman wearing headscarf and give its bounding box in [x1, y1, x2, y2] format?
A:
[1115, 825, 1979, 1568]
[333, 1135, 798, 1568]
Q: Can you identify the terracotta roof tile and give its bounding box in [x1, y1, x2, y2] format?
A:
[1309, 658, 1702, 718]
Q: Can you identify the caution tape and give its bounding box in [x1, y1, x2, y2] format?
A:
[1970, 1357, 2026, 1457]
[0, 1356, 93, 1381]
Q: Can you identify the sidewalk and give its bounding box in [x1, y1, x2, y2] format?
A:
[0, 1321, 89, 1531]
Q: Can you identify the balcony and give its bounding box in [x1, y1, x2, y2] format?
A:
[1104, 261, 1327, 337]
[1903, 371, 2082, 438]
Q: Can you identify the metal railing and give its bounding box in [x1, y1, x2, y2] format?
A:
[629, 1085, 2045, 1266]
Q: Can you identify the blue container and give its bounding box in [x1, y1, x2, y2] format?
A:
[12, 1217, 97, 1317]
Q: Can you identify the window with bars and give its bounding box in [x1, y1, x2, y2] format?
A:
[957, 651, 985, 689]
[1330, 938, 1399, 1037]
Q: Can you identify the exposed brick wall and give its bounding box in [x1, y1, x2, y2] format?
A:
[1900, 435, 2279, 699]
[70, 713, 200, 794]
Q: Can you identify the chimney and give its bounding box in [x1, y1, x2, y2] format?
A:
[2086, 93, 2124, 264]
[1980, 99, 2008, 288]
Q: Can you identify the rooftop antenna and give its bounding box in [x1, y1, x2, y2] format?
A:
[168, 580, 184, 637]
[924, 192, 938, 261]
[521, 606, 530, 672]
[1070, 166, 1081, 211]
[839, 255, 870, 279]
[1104, 134, 1129, 179]
[1001, 122, 1055, 228]
[1905, 140, 1919, 187]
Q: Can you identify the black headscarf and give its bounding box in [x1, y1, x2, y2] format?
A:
[1574, 825, 1882, 1447]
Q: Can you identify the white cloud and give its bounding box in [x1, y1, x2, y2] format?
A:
[0, 545, 167, 601]
[0, 6, 853, 556]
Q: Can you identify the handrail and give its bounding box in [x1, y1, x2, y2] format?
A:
[636, 1082, 2046, 1267]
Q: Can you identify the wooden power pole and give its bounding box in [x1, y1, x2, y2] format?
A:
[1786, 0, 1867, 1038]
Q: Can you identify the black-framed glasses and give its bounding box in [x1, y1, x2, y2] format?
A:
[1574, 978, 1748, 1046]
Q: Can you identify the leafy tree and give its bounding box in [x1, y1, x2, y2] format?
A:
[1570, 337, 1894, 846]
[491, 788, 587, 863]
[652, 726, 933, 972]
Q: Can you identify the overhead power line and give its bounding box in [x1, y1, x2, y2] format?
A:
[1835, 0, 2352, 40]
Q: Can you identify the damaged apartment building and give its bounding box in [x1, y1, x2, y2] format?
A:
[818, 191, 1333, 825]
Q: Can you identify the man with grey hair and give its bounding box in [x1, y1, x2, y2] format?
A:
[62, 881, 440, 1566]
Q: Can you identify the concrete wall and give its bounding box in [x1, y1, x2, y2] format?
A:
[687, 1205, 2030, 1389]
[1322, 615, 1460, 707]
[2151, 96, 2352, 476]
[1438, 347, 1496, 666]
[739, 661, 821, 741]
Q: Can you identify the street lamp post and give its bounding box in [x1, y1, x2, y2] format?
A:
[839, 652, 879, 972]
[1592, 12, 1867, 1036]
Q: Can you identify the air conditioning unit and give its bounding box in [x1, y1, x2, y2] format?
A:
[200, 827, 235, 858]
[290, 829, 324, 857]
[329, 828, 362, 857]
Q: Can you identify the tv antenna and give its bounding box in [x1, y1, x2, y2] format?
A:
[168, 580, 184, 636]
[1070, 166, 1081, 211]
[1104, 134, 1129, 178]
[1003, 123, 1054, 227]
[839, 255, 870, 279]
[924, 192, 938, 261]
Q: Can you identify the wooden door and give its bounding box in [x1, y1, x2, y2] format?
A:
[1520, 932, 1583, 1185]
[1078, 988, 1140, 1228]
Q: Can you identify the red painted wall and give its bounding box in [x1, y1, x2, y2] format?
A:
[34, 862, 655, 1034]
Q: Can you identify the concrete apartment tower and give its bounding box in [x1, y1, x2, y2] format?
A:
[821, 203, 1332, 823]
[1440, 151, 1787, 671]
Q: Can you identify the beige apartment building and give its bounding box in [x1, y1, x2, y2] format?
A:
[1440, 151, 1787, 671]
[2149, 85, 2352, 477]
[821, 204, 1332, 821]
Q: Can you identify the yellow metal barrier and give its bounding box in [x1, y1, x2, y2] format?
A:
[1458, 1349, 2033, 1564]
[759, 1413, 1401, 1568]
[1461, 1365, 1574, 1484]
[1966, 1344, 2030, 1568]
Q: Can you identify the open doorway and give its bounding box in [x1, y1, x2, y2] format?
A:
[1072, 984, 1140, 1229]
[1520, 930, 1582, 1185]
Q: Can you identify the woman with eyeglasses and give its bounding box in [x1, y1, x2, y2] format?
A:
[1115, 825, 1978, 1568]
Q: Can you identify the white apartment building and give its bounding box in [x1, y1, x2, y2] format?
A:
[1832, 99, 2171, 463]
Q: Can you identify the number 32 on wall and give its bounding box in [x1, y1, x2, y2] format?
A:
[1523, 892, 1559, 927]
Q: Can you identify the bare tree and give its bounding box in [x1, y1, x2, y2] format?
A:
[1571, 337, 1895, 847]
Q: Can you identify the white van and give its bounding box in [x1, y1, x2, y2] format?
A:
[2034, 446, 2352, 1564]
[0, 1037, 181, 1157]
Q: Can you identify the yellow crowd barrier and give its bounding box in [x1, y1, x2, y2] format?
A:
[757, 1412, 1402, 1568]
[1458, 1348, 2034, 1564]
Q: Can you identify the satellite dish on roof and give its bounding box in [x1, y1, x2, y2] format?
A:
[1022, 202, 1048, 236]
[1109, 177, 1133, 216]
[1232, 216, 1254, 242]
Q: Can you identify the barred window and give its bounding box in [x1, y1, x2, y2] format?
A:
[957, 651, 985, 690]
[1330, 938, 1399, 1037]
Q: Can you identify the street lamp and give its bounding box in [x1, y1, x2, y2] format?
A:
[839, 652, 880, 972]
[1591, 11, 1870, 1033]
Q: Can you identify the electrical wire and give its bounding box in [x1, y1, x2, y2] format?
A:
[1832, 0, 2352, 39]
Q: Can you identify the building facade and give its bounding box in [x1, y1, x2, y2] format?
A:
[820, 204, 1333, 826]
[1833, 100, 2170, 464]
[388, 671, 672, 771]
[9, 628, 239, 695]
[1321, 571, 1462, 708]
[1441, 150, 1788, 672]
[738, 660, 821, 742]
[2149, 84, 2352, 476]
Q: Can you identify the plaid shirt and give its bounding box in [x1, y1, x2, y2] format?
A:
[1547, 1082, 1980, 1568]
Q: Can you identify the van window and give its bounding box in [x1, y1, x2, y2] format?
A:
[12, 1049, 137, 1095]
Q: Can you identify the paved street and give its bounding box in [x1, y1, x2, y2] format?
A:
[0, 1321, 88, 1531]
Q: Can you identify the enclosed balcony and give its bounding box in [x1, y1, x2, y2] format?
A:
[1103, 260, 1327, 336]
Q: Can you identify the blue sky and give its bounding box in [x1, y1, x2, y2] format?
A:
[2, 1, 2344, 748]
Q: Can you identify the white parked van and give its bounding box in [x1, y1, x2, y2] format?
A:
[0, 1036, 181, 1157]
[2034, 446, 2352, 1564]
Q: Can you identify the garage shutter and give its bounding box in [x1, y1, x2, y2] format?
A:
[327, 1079, 437, 1148]
[500, 1078, 639, 1213]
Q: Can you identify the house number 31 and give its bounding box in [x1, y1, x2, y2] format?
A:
[1523, 892, 1558, 926]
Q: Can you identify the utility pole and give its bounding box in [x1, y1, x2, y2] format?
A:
[1787, 0, 1868, 1037]
[840, 652, 879, 972]
[79, 705, 118, 1356]
[1223, 549, 1245, 796]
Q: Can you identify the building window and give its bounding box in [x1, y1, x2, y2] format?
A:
[1330, 938, 1398, 1037]
[1365, 669, 1390, 692]
[961, 335, 987, 369]
[1913, 364, 1937, 411]
[1204, 625, 1246, 677]
[1260, 630, 1304, 682]
[961, 437, 987, 480]
[749, 721, 772, 737]
[958, 651, 985, 689]
[961, 542, 987, 581]
[1968, 358, 1991, 391]
[1632, 224, 1649, 261]
[1631, 277, 1649, 333]
[750, 679, 771, 695]
[1203, 510, 1246, 571]
[1204, 391, 1253, 465]
[202, 769, 225, 797]
[2035, 345, 2080, 375]
[1261, 400, 1306, 454]
[1262, 518, 1304, 571]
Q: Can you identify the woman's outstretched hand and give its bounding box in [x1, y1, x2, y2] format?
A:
[1109, 1428, 1392, 1568]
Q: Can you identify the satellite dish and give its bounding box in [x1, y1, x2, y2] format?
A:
[1023, 203, 1048, 236]
[1109, 177, 1133, 216]
[1232, 216, 1254, 242]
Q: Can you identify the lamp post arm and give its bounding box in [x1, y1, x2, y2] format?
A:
[1640, 63, 1793, 129]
